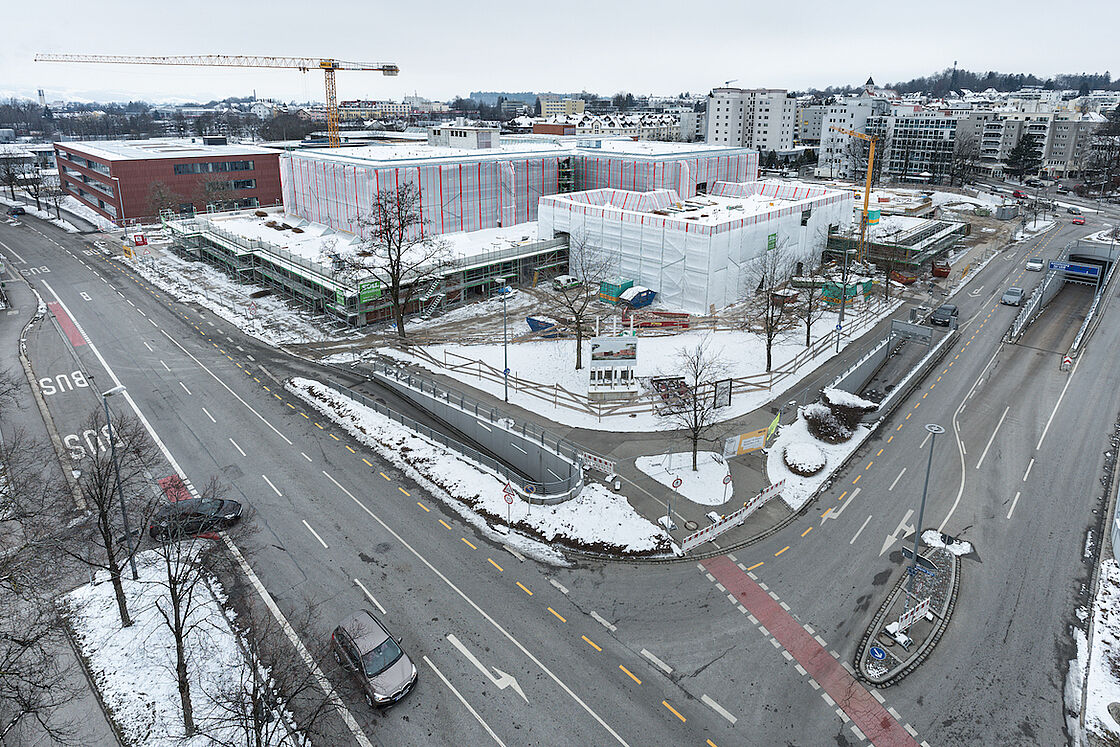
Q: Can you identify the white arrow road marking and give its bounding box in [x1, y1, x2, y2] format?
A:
[447, 634, 529, 704]
[880, 509, 915, 556]
[821, 488, 860, 524]
[969, 286, 984, 297]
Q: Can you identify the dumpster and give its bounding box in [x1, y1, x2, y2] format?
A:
[599, 277, 634, 304]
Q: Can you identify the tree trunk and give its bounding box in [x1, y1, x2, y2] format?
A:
[32, 193, 41, 212]
[574, 322, 583, 370]
[692, 438, 699, 471]
[108, 567, 132, 628]
[176, 632, 195, 736]
[394, 307, 406, 339]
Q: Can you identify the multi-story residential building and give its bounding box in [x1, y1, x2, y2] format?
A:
[818, 95, 892, 178]
[54, 137, 281, 224]
[796, 104, 827, 144]
[539, 97, 586, 118]
[338, 101, 410, 120]
[1044, 111, 1107, 177]
[705, 88, 795, 152]
[535, 112, 690, 141]
[867, 109, 960, 182]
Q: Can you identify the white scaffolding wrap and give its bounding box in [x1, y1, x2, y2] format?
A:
[538, 182, 854, 314]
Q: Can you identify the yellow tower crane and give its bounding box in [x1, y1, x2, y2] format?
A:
[828, 125, 878, 262]
[34, 53, 400, 148]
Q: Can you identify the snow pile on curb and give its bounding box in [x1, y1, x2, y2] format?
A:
[64, 547, 285, 746]
[766, 410, 874, 511]
[783, 442, 826, 475]
[822, 387, 877, 409]
[634, 451, 731, 507]
[1013, 219, 1056, 241]
[1083, 558, 1120, 743]
[921, 529, 972, 556]
[286, 377, 673, 558]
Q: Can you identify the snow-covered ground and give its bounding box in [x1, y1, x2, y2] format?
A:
[1081, 558, 1120, 744]
[1013, 219, 1056, 241]
[921, 529, 972, 556]
[59, 195, 119, 230]
[0, 193, 80, 232]
[122, 248, 361, 347]
[286, 377, 674, 558]
[635, 451, 732, 507]
[765, 408, 875, 511]
[383, 301, 901, 432]
[64, 547, 289, 746]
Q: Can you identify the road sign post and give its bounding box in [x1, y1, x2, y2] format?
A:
[503, 483, 515, 533]
[722, 473, 732, 503]
[669, 477, 682, 529]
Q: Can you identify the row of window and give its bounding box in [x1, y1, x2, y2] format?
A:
[58, 151, 111, 176]
[173, 160, 255, 175]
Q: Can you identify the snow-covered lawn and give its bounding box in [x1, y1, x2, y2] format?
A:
[64, 547, 285, 747]
[765, 409, 875, 511]
[921, 529, 972, 556]
[286, 377, 673, 558]
[1014, 219, 1056, 241]
[1082, 558, 1120, 744]
[635, 451, 732, 507]
[0, 193, 80, 232]
[383, 300, 900, 432]
[60, 195, 119, 230]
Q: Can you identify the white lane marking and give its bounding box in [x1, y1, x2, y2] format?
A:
[353, 578, 387, 615]
[424, 656, 507, 747]
[1007, 491, 1022, 519]
[591, 611, 617, 632]
[920, 432, 931, 449]
[160, 360, 171, 372]
[262, 474, 283, 496]
[822, 487, 860, 523]
[116, 291, 124, 297]
[247, 354, 254, 362]
[889, 468, 906, 491]
[143, 341, 153, 352]
[701, 694, 737, 724]
[549, 578, 569, 594]
[137, 308, 146, 317]
[319, 470, 629, 745]
[976, 405, 1011, 469]
[640, 648, 673, 675]
[179, 381, 191, 395]
[149, 319, 158, 328]
[1023, 458, 1035, 482]
[236, 345, 244, 352]
[207, 321, 215, 327]
[1038, 354, 1082, 450]
[302, 519, 328, 549]
[850, 514, 873, 545]
[229, 438, 246, 457]
[301, 452, 312, 462]
[37, 281, 373, 747]
[0, 240, 27, 264]
[126, 298, 135, 307]
[447, 634, 529, 703]
[160, 330, 293, 445]
[201, 407, 216, 423]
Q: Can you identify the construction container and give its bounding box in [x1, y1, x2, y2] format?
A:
[599, 277, 634, 305]
[618, 285, 656, 309]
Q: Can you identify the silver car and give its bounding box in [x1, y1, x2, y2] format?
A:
[331, 609, 417, 708]
[1001, 287, 1025, 306]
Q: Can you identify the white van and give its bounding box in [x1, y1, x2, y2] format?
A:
[553, 275, 581, 291]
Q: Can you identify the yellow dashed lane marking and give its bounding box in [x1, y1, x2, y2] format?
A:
[906, 413, 912, 420]
[286, 403, 295, 409]
[877, 448, 883, 456]
[380, 472, 391, 481]
[896, 424, 903, 431]
[801, 527, 812, 537]
[663, 701, 686, 723]
[345, 445, 356, 453]
[417, 502, 430, 512]
[329, 433, 340, 441]
[314, 423, 324, 430]
[548, 607, 566, 622]
[852, 475, 861, 484]
[517, 582, 533, 596]
[301, 413, 309, 419]
[398, 487, 410, 497]
[581, 635, 601, 651]
[865, 461, 873, 470]
[887, 435, 893, 443]
[775, 546, 789, 556]
[620, 665, 641, 684]
[747, 561, 764, 571]
[461, 537, 477, 550]
[362, 458, 373, 467]
[439, 519, 452, 530]
[488, 558, 504, 572]
[838, 490, 848, 501]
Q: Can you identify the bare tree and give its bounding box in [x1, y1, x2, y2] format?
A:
[540, 233, 616, 370]
[0, 148, 26, 200]
[197, 178, 236, 212]
[147, 181, 181, 219]
[741, 240, 798, 372]
[47, 408, 160, 628]
[949, 132, 981, 187]
[22, 168, 43, 213]
[197, 596, 345, 747]
[343, 181, 453, 339]
[43, 176, 65, 220]
[798, 266, 829, 348]
[658, 337, 730, 471]
[844, 133, 888, 186]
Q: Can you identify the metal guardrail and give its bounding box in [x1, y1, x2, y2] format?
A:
[1069, 257, 1118, 360]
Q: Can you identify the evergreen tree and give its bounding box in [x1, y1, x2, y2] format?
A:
[1006, 133, 1042, 179]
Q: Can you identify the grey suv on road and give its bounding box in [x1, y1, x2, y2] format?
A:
[331, 609, 417, 708]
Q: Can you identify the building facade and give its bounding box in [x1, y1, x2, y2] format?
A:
[540, 97, 586, 118]
[705, 88, 796, 153]
[54, 138, 281, 224]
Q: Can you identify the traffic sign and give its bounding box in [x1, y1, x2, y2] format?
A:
[869, 646, 887, 661]
[504, 368, 510, 376]
[723, 474, 732, 485]
[503, 481, 514, 494]
[901, 546, 938, 571]
[524, 484, 537, 495]
[504, 492, 514, 505]
[1048, 260, 1100, 278]
[672, 478, 683, 489]
[835, 323, 843, 331]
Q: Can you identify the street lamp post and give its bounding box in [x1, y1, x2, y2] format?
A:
[907, 423, 945, 602]
[494, 277, 510, 402]
[102, 384, 138, 580]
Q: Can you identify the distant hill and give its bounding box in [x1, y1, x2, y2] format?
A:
[797, 68, 1117, 97]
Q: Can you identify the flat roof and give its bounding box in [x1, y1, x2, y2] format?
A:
[55, 138, 279, 162]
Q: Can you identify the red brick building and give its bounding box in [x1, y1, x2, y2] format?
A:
[54, 137, 282, 225]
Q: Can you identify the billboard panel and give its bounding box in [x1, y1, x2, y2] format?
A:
[590, 337, 637, 368]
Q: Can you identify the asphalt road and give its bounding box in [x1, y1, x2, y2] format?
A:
[2, 206, 1114, 746]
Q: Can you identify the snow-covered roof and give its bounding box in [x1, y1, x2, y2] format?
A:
[54, 138, 278, 162]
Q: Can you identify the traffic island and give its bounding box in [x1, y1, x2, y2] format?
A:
[855, 542, 961, 687]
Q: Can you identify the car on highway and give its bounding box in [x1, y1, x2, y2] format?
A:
[6, 206, 26, 216]
[1067, 206, 1082, 215]
[929, 304, 958, 327]
[1012, 190, 1027, 199]
[1072, 216, 1086, 225]
[1001, 287, 1025, 306]
[331, 609, 417, 708]
[1026, 257, 1045, 272]
[148, 497, 243, 539]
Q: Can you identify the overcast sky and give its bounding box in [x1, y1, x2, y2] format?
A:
[3, 0, 1118, 105]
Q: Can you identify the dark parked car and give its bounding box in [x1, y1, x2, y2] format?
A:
[1067, 206, 1082, 215]
[929, 304, 959, 327]
[7, 206, 26, 216]
[1056, 186, 1070, 194]
[331, 609, 417, 708]
[148, 497, 243, 539]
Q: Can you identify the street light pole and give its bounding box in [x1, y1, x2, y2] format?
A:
[908, 423, 944, 601]
[102, 384, 138, 580]
[494, 277, 510, 402]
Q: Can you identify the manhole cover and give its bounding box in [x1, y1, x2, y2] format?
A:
[684, 520, 698, 530]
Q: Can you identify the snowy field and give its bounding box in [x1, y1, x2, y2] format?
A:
[635, 451, 732, 507]
[64, 547, 290, 747]
[1013, 219, 1056, 241]
[765, 409, 875, 511]
[383, 300, 900, 432]
[286, 377, 674, 558]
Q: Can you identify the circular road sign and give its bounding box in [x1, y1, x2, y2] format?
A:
[869, 645, 887, 661]
[504, 492, 515, 505]
[835, 323, 843, 331]
[524, 484, 537, 494]
[672, 478, 683, 489]
[723, 474, 732, 485]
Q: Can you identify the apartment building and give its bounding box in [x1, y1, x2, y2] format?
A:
[540, 96, 586, 118]
[796, 103, 827, 144]
[705, 88, 795, 152]
[867, 109, 960, 182]
[818, 95, 892, 178]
